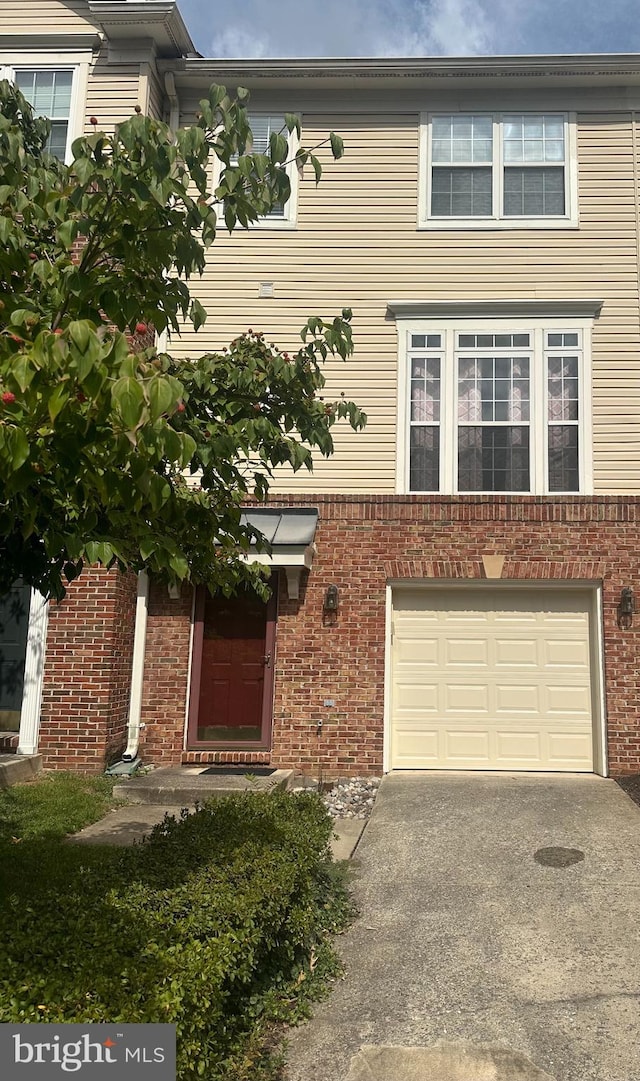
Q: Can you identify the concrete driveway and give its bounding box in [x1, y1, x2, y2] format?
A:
[285, 772, 640, 1081]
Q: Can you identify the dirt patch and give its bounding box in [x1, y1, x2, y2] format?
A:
[615, 774, 640, 808]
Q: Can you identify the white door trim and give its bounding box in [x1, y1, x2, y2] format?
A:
[17, 590, 49, 756]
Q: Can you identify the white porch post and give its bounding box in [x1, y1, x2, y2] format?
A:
[17, 590, 49, 756]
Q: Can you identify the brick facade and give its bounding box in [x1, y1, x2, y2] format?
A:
[39, 568, 137, 770]
[135, 494, 640, 778]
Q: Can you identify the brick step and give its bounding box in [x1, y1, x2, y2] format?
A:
[113, 765, 294, 805]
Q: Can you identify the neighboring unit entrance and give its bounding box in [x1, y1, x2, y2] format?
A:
[188, 585, 277, 749]
[0, 582, 31, 732]
[390, 586, 598, 772]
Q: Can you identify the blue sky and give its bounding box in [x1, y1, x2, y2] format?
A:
[177, 0, 640, 58]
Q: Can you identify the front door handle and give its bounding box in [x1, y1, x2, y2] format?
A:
[264, 652, 272, 667]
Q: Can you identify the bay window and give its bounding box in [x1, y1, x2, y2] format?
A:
[401, 319, 591, 495]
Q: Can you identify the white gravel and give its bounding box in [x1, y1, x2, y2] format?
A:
[321, 776, 381, 819]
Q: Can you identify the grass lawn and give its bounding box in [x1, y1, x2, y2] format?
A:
[0, 770, 118, 842]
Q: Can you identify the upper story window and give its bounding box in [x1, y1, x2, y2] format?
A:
[400, 319, 592, 495]
[0, 58, 86, 164]
[15, 69, 74, 159]
[225, 112, 299, 229]
[419, 113, 577, 230]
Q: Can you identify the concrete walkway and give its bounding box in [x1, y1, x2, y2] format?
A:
[70, 802, 366, 860]
[285, 772, 640, 1081]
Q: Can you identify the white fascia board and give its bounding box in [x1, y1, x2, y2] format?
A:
[158, 53, 640, 85]
[88, 1, 196, 57]
[240, 544, 316, 571]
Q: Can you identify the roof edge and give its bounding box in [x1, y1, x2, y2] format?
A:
[158, 52, 640, 79]
[88, 1, 196, 58]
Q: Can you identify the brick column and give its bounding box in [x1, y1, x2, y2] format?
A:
[39, 568, 138, 771]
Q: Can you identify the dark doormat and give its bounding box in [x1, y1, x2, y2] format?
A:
[199, 766, 277, 777]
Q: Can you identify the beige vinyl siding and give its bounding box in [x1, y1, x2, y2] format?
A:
[146, 67, 166, 122]
[84, 47, 143, 134]
[169, 109, 640, 495]
[1, 0, 96, 32]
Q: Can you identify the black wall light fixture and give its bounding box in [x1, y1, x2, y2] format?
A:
[323, 584, 339, 612]
[619, 586, 634, 628]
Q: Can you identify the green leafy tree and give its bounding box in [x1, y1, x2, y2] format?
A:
[0, 82, 365, 599]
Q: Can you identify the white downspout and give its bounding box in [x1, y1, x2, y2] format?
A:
[164, 71, 180, 132]
[122, 571, 149, 761]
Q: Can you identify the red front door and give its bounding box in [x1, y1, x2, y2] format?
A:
[188, 583, 277, 749]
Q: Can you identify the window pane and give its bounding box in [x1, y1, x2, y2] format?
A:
[248, 115, 283, 154]
[503, 114, 565, 163]
[16, 69, 72, 118]
[432, 115, 492, 163]
[15, 69, 72, 160]
[547, 332, 579, 347]
[233, 114, 287, 218]
[46, 121, 68, 158]
[458, 333, 531, 349]
[432, 167, 492, 216]
[548, 356, 579, 421]
[548, 426, 579, 491]
[458, 426, 530, 491]
[410, 426, 440, 491]
[411, 334, 441, 348]
[458, 356, 530, 422]
[411, 357, 440, 422]
[504, 167, 565, 216]
[50, 71, 73, 117]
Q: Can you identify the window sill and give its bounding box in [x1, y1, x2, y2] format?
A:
[403, 490, 588, 497]
[245, 220, 297, 231]
[418, 217, 579, 231]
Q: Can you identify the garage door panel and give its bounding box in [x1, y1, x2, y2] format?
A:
[445, 684, 490, 712]
[494, 637, 538, 667]
[395, 681, 439, 712]
[390, 587, 596, 772]
[395, 636, 439, 665]
[495, 684, 542, 714]
[446, 729, 490, 761]
[543, 639, 590, 668]
[548, 732, 593, 766]
[394, 727, 439, 762]
[495, 731, 543, 762]
[546, 685, 592, 716]
[445, 638, 490, 667]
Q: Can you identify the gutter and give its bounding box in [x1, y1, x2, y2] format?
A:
[157, 52, 640, 81]
[164, 71, 180, 131]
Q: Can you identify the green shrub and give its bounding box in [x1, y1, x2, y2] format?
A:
[0, 790, 354, 1080]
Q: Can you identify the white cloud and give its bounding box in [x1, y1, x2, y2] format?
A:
[414, 0, 491, 56]
[201, 0, 492, 59]
[178, 0, 640, 58]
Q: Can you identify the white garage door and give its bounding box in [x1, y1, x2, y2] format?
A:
[390, 587, 596, 772]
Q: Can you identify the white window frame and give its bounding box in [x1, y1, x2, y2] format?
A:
[396, 314, 593, 496]
[212, 112, 299, 230]
[0, 52, 89, 165]
[418, 111, 578, 230]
